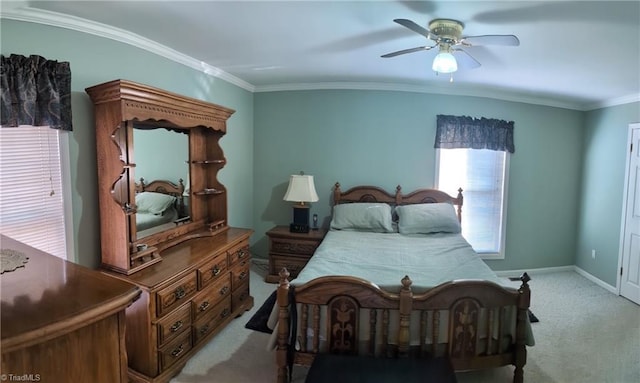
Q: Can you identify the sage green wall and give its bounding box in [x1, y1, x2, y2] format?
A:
[253, 90, 584, 272]
[576, 102, 640, 286]
[1, 20, 254, 268]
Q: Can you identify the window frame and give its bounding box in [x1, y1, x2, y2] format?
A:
[435, 148, 510, 260]
[59, 129, 75, 261]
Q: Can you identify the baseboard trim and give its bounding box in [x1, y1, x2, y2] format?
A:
[494, 265, 618, 295]
[493, 265, 575, 278]
[252, 258, 268, 266]
[573, 266, 618, 294]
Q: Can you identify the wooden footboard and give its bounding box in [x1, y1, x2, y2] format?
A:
[275, 268, 531, 383]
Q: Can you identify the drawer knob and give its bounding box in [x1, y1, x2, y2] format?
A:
[220, 286, 230, 295]
[220, 308, 230, 319]
[211, 265, 221, 276]
[174, 286, 186, 300]
[237, 249, 247, 259]
[238, 271, 247, 280]
[170, 320, 183, 332]
[199, 301, 210, 312]
[171, 344, 185, 357]
[199, 324, 210, 335]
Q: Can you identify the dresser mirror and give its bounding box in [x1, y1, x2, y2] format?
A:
[133, 125, 191, 240]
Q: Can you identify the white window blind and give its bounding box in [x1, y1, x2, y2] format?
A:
[436, 148, 508, 257]
[0, 126, 68, 259]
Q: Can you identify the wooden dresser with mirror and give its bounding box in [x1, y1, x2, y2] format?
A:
[86, 79, 253, 383]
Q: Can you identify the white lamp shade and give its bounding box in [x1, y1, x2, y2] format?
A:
[283, 175, 319, 203]
[432, 51, 458, 73]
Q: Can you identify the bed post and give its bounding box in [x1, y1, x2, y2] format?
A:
[177, 178, 186, 216]
[276, 268, 291, 383]
[394, 185, 402, 205]
[333, 182, 342, 205]
[456, 188, 463, 224]
[513, 272, 531, 383]
[397, 275, 413, 357]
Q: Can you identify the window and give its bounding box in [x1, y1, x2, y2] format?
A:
[436, 148, 509, 258]
[0, 126, 73, 260]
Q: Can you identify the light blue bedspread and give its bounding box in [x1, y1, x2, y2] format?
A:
[293, 230, 506, 293]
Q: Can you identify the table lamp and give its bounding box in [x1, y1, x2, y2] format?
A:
[283, 173, 319, 233]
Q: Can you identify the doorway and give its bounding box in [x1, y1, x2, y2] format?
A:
[619, 123, 640, 305]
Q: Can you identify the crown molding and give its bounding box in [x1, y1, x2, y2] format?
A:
[254, 81, 586, 111]
[3, 7, 636, 111]
[584, 93, 640, 111]
[0, 7, 255, 92]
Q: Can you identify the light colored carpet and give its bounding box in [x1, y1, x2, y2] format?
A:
[171, 261, 640, 383]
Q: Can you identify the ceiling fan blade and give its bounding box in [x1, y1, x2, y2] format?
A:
[381, 46, 435, 58]
[393, 18, 431, 39]
[452, 48, 481, 70]
[460, 34, 520, 46]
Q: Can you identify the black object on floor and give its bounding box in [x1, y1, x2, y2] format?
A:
[245, 290, 277, 334]
[305, 354, 458, 383]
[528, 309, 539, 323]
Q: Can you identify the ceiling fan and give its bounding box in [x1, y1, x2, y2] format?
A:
[382, 18, 519, 77]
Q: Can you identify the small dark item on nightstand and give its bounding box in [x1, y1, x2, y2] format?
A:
[312, 214, 318, 230]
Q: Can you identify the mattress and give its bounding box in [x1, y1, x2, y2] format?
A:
[293, 230, 505, 293]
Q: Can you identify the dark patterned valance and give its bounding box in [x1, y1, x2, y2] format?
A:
[434, 114, 514, 153]
[1, 54, 72, 131]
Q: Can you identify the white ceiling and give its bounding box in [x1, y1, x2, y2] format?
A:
[3, 1, 640, 110]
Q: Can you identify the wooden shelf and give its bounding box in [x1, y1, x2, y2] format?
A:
[189, 159, 226, 165]
[194, 188, 225, 196]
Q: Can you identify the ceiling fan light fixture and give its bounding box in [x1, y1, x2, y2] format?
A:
[432, 51, 457, 74]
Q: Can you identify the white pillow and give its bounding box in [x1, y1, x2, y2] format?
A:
[330, 203, 395, 233]
[396, 203, 461, 234]
[135, 192, 176, 215]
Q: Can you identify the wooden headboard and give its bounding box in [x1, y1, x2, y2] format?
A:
[136, 178, 186, 216]
[332, 182, 464, 222]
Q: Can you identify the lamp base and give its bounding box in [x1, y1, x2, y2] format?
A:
[290, 204, 311, 233]
[289, 223, 310, 233]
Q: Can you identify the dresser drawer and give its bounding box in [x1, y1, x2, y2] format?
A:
[232, 281, 250, 312]
[192, 274, 231, 322]
[192, 296, 232, 345]
[197, 252, 228, 290]
[270, 237, 320, 256]
[156, 303, 191, 347]
[230, 258, 250, 290]
[156, 272, 198, 318]
[228, 241, 250, 266]
[159, 329, 192, 372]
[272, 255, 308, 278]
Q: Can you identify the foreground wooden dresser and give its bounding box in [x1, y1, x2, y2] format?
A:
[0, 235, 140, 383]
[104, 228, 253, 383]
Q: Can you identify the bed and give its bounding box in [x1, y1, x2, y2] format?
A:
[274, 183, 532, 383]
[134, 178, 186, 235]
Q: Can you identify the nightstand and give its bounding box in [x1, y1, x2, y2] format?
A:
[265, 225, 328, 283]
